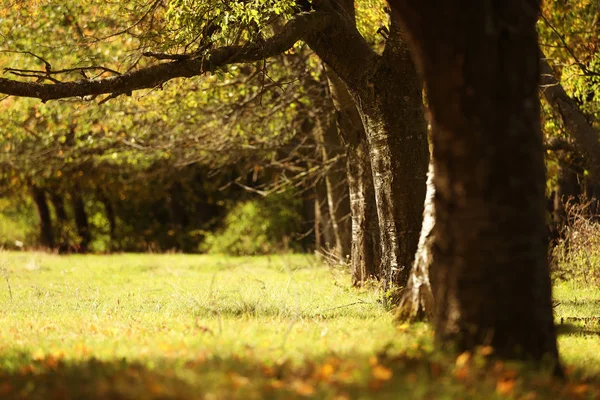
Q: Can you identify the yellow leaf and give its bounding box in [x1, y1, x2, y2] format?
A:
[372, 365, 393, 381]
[32, 349, 45, 361]
[479, 346, 494, 356]
[456, 351, 471, 367]
[318, 363, 335, 380]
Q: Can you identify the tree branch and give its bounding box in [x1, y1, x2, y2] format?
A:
[0, 11, 331, 103]
[540, 54, 600, 181]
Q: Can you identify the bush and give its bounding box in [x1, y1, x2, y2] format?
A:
[552, 200, 600, 284]
[201, 191, 302, 256]
[0, 197, 38, 249]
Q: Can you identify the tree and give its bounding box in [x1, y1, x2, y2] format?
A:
[0, 0, 430, 292]
[388, 0, 561, 365]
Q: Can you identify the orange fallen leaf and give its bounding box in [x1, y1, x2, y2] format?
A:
[270, 380, 285, 389]
[294, 381, 315, 396]
[569, 383, 588, 396]
[496, 378, 515, 395]
[372, 365, 393, 381]
[317, 363, 335, 380]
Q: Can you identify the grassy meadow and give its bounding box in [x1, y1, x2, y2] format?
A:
[0, 251, 599, 399]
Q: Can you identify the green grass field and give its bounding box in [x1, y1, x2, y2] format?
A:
[0, 252, 599, 399]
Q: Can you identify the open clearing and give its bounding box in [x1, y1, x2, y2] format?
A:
[0, 252, 599, 399]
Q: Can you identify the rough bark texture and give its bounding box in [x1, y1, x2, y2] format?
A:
[31, 186, 54, 249]
[350, 18, 429, 289]
[71, 188, 91, 253]
[395, 159, 435, 321]
[326, 71, 381, 284]
[389, 0, 561, 364]
[314, 112, 352, 260]
[540, 56, 600, 185]
[307, 7, 429, 291]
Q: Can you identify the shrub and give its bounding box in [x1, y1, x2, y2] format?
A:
[552, 200, 600, 284]
[201, 191, 302, 255]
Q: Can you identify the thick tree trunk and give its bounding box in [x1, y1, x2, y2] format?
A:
[71, 187, 91, 253]
[327, 71, 381, 284]
[395, 159, 435, 321]
[390, 0, 560, 364]
[31, 185, 54, 249]
[350, 19, 429, 290]
[306, 1, 428, 292]
[314, 112, 352, 260]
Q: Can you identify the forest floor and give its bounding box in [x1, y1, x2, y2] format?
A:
[0, 252, 599, 399]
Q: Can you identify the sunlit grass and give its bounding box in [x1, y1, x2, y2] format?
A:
[0, 251, 599, 399]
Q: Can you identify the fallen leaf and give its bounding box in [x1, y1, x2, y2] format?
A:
[496, 378, 515, 395]
[372, 365, 393, 381]
[294, 381, 315, 396]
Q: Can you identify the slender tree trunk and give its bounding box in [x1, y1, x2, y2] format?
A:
[327, 71, 381, 285]
[49, 192, 70, 253]
[31, 185, 54, 249]
[390, 0, 561, 365]
[71, 187, 91, 253]
[396, 159, 435, 321]
[315, 178, 335, 254]
[97, 189, 116, 249]
[314, 112, 352, 260]
[350, 19, 429, 290]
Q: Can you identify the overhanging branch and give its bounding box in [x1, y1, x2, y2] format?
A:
[0, 11, 331, 103]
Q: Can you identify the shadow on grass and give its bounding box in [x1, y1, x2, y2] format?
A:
[1, 348, 600, 400]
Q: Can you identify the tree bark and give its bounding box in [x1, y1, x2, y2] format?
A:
[31, 185, 54, 249]
[389, 0, 561, 365]
[540, 56, 600, 185]
[314, 178, 336, 255]
[326, 70, 381, 285]
[395, 159, 435, 321]
[307, 10, 429, 293]
[71, 187, 91, 253]
[350, 19, 429, 290]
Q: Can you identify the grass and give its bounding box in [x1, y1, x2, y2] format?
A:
[0, 251, 599, 399]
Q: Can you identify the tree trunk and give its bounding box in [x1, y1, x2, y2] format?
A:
[326, 71, 381, 285]
[540, 56, 600, 185]
[97, 189, 116, 249]
[49, 192, 70, 253]
[395, 159, 435, 321]
[350, 19, 429, 291]
[390, 0, 561, 365]
[71, 187, 91, 253]
[314, 178, 335, 255]
[306, 1, 428, 293]
[314, 111, 352, 260]
[31, 185, 54, 249]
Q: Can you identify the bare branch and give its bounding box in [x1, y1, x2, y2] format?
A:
[0, 11, 331, 103]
